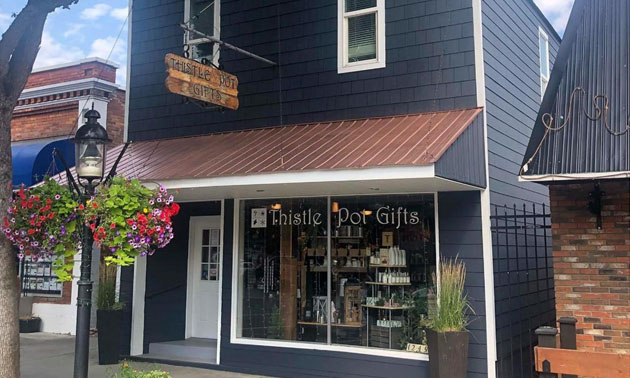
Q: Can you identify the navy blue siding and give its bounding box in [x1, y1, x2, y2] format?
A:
[438, 191, 488, 378]
[482, 0, 560, 207]
[119, 266, 134, 356]
[128, 0, 477, 141]
[142, 201, 221, 352]
[435, 112, 486, 188]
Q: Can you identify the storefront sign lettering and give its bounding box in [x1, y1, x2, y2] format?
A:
[268, 206, 420, 229]
[164, 53, 239, 110]
[270, 209, 323, 226]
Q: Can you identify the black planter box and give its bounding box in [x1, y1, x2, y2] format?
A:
[19, 317, 41, 333]
[96, 309, 122, 365]
[426, 328, 469, 378]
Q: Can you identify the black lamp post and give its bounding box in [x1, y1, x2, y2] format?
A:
[71, 107, 111, 378]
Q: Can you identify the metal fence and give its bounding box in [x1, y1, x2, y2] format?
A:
[492, 203, 556, 378]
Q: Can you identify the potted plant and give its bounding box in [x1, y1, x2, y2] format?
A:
[96, 263, 124, 365]
[427, 257, 471, 378]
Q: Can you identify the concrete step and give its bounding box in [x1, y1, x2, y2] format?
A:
[148, 338, 217, 363]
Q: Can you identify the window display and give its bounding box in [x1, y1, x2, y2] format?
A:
[236, 194, 437, 354]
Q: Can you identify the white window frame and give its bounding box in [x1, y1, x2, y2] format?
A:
[230, 192, 441, 361]
[184, 0, 221, 66]
[337, 0, 386, 74]
[538, 27, 550, 100]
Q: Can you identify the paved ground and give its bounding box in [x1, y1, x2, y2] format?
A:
[20, 333, 270, 378]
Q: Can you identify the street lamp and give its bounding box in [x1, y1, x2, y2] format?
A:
[71, 106, 111, 378]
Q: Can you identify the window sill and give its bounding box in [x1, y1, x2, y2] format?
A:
[229, 336, 430, 361]
[338, 60, 386, 74]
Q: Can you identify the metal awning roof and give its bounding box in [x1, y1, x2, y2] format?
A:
[113, 107, 481, 179]
[54, 108, 484, 199]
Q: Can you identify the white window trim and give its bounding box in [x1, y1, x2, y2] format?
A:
[184, 0, 221, 66]
[337, 0, 386, 74]
[230, 192, 440, 361]
[539, 26, 550, 100]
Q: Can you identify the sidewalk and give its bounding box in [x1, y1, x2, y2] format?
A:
[20, 333, 270, 378]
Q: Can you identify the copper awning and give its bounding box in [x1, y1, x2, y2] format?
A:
[106, 108, 482, 181]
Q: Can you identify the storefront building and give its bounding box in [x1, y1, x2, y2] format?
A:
[115, 1, 561, 377]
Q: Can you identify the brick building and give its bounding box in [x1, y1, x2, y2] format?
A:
[11, 58, 125, 334]
[11, 58, 124, 187]
[520, 0, 629, 355]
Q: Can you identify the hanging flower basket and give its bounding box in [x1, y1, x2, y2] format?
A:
[3, 179, 81, 281]
[82, 177, 179, 266]
[3, 177, 180, 281]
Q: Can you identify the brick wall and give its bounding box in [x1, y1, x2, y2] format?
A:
[107, 89, 126, 145]
[25, 61, 116, 89]
[550, 180, 630, 354]
[11, 102, 78, 142]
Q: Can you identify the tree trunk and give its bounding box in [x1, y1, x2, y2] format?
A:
[0, 104, 19, 378]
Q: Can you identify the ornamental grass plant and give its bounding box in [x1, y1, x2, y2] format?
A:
[96, 263, 123, 311]
[430, 257, 471, 332]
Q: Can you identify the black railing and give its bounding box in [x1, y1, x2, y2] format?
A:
[492, 203, 556, 378]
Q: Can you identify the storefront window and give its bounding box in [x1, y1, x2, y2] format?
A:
[237, 194, 436, 354]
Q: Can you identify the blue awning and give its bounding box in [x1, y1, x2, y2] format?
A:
[11, 139, 75, 187]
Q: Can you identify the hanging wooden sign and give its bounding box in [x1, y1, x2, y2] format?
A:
[164, 53, 239, 110]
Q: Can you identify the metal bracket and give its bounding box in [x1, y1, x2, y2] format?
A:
[180, 23, 277, 66]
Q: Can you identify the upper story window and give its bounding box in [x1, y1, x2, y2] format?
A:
[539, 27, 550, 99]
[338, 0, 386, 74]
[185, 0, 221, 66]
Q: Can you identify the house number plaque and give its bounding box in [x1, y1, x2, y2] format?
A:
[164, 53, 239, 110]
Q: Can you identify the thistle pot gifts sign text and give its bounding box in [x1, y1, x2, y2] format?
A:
[2, 177, 180, 281]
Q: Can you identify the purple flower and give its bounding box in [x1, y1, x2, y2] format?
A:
[131, 225, 137, 230]
[111, 247, 117, 253]
[149, 199, 155, 205]
[17, 253, 24, 259]
[19, 245, 24, 250]
[54, 194, 61, 200]
[156, 198, 162, 203]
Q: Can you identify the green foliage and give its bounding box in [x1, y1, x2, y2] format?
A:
[3, 178, 81, 281]
[108, 361, 171, 378]
[268, 307, 284, 339]
[399, 290, 429, 348]
[83, 177, 179, 267]
[429, 257, 472, 332]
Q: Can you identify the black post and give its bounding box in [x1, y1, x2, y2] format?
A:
[558, 317, 577, 378]
[535, 326, 558, 378]
[73, 182, 95, 378]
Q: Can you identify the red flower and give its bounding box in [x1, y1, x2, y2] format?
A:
[126, 219, 134, 225]
[18, 188, 25, 199]
[48, 213, 54, 219]
[28, 229, 35, 235]
[98, 227, 105, 233]
[170, 203, 180, 215]
[46, 198, 51, 205]
[92, 202, 98, 209]
[3, 217, 9, 227]
[39, 216, 46, 221]
[110, 223, 116, 229]
[29, 220, 35, 226]
[78, 204, 85, 211]
[34, 195, 40, 202]
[90, 223, 96, 231]
[27, 202, 33, 209]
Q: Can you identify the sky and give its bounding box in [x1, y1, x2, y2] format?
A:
[0, 0, 574, 87]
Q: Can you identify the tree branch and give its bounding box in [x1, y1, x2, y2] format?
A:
[0, 0, 79, 97]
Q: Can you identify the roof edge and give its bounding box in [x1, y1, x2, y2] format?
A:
[31, 57, 120, 73]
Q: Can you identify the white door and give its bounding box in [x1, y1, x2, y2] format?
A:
[188, 217, 222, 339]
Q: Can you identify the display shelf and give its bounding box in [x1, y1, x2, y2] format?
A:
[370, 264, 407, 268]
[297, 321, 362, 328]
[362, 305, 411, 310]
[310, 266, 367, 273]
[365, 281, 411, 286]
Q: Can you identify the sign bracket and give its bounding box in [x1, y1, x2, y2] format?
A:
[180, 24, 277, 66]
